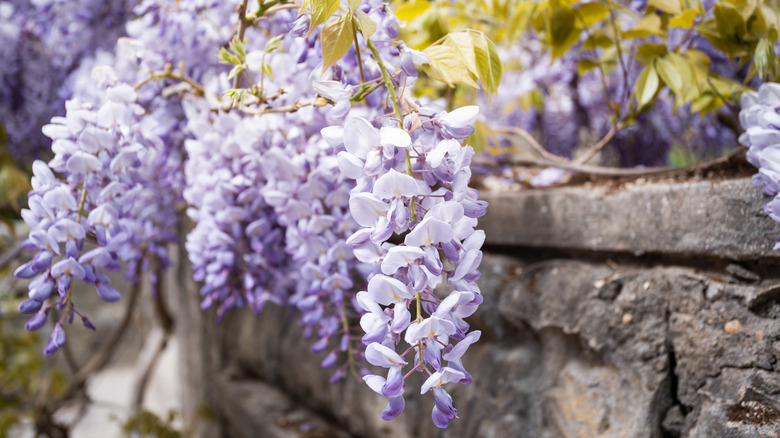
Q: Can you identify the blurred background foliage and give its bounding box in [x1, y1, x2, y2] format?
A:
[394, 0, 780, 169]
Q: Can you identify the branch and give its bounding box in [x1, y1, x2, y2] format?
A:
[475, 146, 747, 178]
[0, 240, 23, 270]
[55, 268, 143, 405]
[233, 0, 251, 90]
[494, 126, 569, 163]
[575, 123, 619, 165]
[130, 327, 169, 413]
[134, 70, 205, 96]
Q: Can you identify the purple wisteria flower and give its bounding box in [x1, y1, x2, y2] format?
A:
[740, 83, 780, 248]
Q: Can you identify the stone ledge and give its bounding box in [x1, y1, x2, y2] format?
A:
[480, 178, 780, 260]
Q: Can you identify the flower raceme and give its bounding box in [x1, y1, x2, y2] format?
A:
[740, 83, 780, 248]
[13, 0, 488, 429]
[330, 106, 486, 427]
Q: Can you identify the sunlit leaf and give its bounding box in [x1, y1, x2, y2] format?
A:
[265, 35, 283, 54]
[321, 15, 354, 74]
[656, 55, 682, 94]
[754, 38, 775, 79]
[421, 44, 478, 88]
[578, 58, 599, 74]
[393, 0, 431, 22]
[310, 0, 340, 35]
[649, 0, 682, 16]
[634, 61, 659, 109]
[471, 32, 503, 100]
[635, 43, 667, 65]
[714, 1, 746, 40]
[355, 10, 377, 38]
[622, 14, 664, 39]
[669, 9, 699, 28]
[576, 2, 610, 26]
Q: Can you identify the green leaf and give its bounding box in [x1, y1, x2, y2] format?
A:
[649, 0, 682, 15]
[310, 0, 340, 35]
[218, 47, 240, 65]
[471, 32, 503, 101]
[507, 1, 536, 41]
[633, 61, 659, 109]
[227, 64, 245, 80]
[348, 0, 361, 12]
[265, 35, 283, 54]
[576, 2, 610, 26]
[698, 20, 749, 58]
[321, 15, 354, 74]
[443, 32, 479, 75]
[655, 55, 682, 94]
[634, 43, 668, 65]
[393, 0, 431, 22]
[421, 45, 478, 88]
[754, 38, 775, 79]
[229, 38, 246, 63]
[669, 9, 699, 28]
[583, 29, 613, 49]
[549, 2, 579, 58]
[263, 63, 274, 80]
[578, 58, 599, 74]
[622, 14, 664, 39]
[355, 10, 377, 38]
[714, 1, 746, 40]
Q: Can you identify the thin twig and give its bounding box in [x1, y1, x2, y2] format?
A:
[55, 268, 143, 405]
[225, 96, 328, 116]
[233, 0, 252, 89]
[475, 147, 746, 178]
[575, 123, 619, 165]
[608, 9, 631, 111]
[672, 5, 715, 53]
[0, 240, 23, 270]
[494, 126, 568, 163]
[131, 328, 169, 413]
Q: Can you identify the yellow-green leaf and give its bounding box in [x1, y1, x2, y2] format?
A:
[421, 45, 478, 88]
[507, 1, 536, 41]
[443, 32, 479, 75]
[576, 2, 610, 26]
[578, 58, 599, 74]
[355, 10, 376, 38]
[310, 0, 340, 35]
[634, 61, 659, 109]
[546, 1, 581, 59]
[321, 15, 354, 74]
[622, 14, 664, 38]
[635, 43, 667, 65]
[669, 9, 699, 28]
[392, 0, 431, 22]
[583, 29, 613, 49]
[656, 55, 682, 93]
[348, 0, 361, 12]
[754, 38, 775, 79]
[649, 0, 682, 15]
[471, 32, 503, 100]
[714, 1, 746, 40]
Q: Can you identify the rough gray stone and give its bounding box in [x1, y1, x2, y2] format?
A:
[216, 375, 353, 438]
[175, 181, 780, 438]
[480, 178, 780, 261]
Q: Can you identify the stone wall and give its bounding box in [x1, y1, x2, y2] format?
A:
[178, 178, 780, 438]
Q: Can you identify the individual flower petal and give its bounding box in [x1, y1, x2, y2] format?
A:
[367, 274, 414, 306]
[373, 169, 421, 200]
[365, 342, 407, 368]
[381, 246, 425, 275]
[404, 216, 454, 247]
